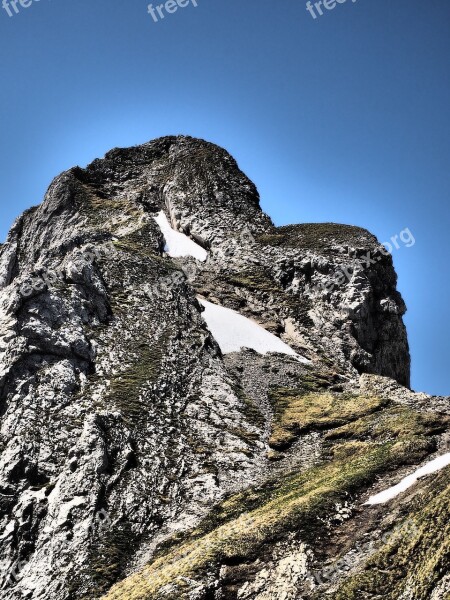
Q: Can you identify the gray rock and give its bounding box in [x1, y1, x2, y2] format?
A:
[0, 136, 446, 600]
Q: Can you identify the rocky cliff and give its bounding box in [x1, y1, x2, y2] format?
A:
[0, 136, 448, 600]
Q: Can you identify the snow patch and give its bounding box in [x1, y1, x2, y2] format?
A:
[154, 211, 207, 262]
[198, 299, 309, 363]
[365, 452, 450, 505]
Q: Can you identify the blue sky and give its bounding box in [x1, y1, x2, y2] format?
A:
[0, 0, 448, 394]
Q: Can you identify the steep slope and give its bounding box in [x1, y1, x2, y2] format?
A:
[0, 136, 447, 600]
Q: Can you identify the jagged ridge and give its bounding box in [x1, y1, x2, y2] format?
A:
[0, 136, 447, 600]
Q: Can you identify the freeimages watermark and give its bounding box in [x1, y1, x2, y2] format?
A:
[309, 518, 419, 585]
[19, 242, 115, 299]
[0, 559, 28, 589]
[306, 0, 358, 20]
[2, 0, 40, 18]
[0, 509, 112, 590]
[148, 0, 198, 23]
[317, 227, 415, 294]
[142, 226, 255, 299]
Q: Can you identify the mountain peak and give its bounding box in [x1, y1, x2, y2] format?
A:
[0, 138, 446, 600]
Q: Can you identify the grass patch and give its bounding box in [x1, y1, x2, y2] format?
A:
[326, 466, 450, 600]
[256, 223, 377, 252]
[325, 406, 450, 442]
[88, 522, 138, 598]
[104, 335, 169, 424]
[101, 438, 432, 600]
[230, 378, 265, 430]
[269, 390, 386, 450]
[69, 521, 141, 600]
[79, 191, 142, 231]
[226, 266, 281, 294]
[112, 222, 164, 260]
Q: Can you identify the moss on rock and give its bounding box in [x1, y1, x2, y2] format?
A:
[269, 389, 387, 450]
[101, 434, 433, 600]
[256, 223, 378, 252]
[105, 334, 169, 424]
[326, 405, 450, 443]
[326, 466, 450, 600]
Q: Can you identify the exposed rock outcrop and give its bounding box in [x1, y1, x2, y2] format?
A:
[0, 136, 447, 600]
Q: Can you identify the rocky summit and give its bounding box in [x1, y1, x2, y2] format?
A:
[0, 135, 448, 600]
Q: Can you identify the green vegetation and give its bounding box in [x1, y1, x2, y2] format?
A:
[101, 436, 432, 600]
[224, 264, 315, 326]
[297, 370, 333, 391]
[69, 519, 141, 600]
[98, 379, 447, 600]
[88, 522, 139, 598]
[226, 266, 281, 294]
[112, 223, 162, 260]
[105, 336, 169, 424]
[256, 223, 377, 252]
[326, 466, 450, 600]
[87, 196, 135, 214]
[79, 189, 141, 231]
[326, 405, 450, 442]
[269, 389, 387, 449]
[240, 394, 265, 430]
[231, 378, 266, 430]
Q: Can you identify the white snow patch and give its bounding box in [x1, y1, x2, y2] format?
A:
[154, 211, 207, 262]
[365, 452, 450, 505]
[198, 299, 309, 363]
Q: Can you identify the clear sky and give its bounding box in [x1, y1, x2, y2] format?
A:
[0, 0, 448, 395]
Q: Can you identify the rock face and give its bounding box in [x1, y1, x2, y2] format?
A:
[0, 136, 447, 600]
